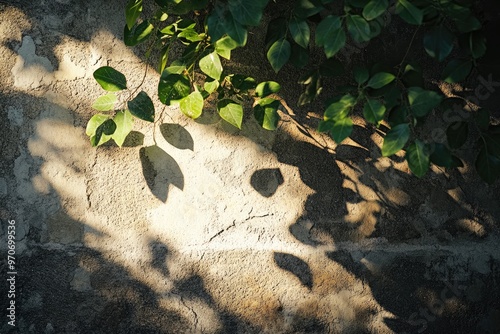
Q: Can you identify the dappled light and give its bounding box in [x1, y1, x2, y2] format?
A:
[1, 0, 500, 333]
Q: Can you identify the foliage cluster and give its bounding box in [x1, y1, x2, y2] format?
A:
[86, 0, 500, 183]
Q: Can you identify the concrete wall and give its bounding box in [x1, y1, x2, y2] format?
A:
[1, 1, 500, 333]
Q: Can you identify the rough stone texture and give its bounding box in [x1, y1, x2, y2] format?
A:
[1, 1, 500, 333]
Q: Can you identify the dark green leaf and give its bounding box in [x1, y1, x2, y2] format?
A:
[402, 63, 424, 87]
[363, 0, 388, 21]
[228, 0, 268, 26]
[353, 66, 369, 85]
[124, 21, 154, 46]
[180, 91, 203, 119]
[407, 87, 443, 117]
[324, 28, 346, 58]
[267, 39, 291, 73]
[318, 120, 335, 133]
[90, 118, 116, 147]
[255, 81, 281, 97]
[254, 98, 280, 130]
[294, 0, 324, 18]
[484, 133, 500, 158]
[217, 99, 243, 128]
[455, 15, 481, 33]
[388, 105, 408, 127]
[331, 117, 353, 144]
[92, 93, 117, 111]
[442, 59, 472, 83]
[289, 17, 310, 49]
[429, 142, 453, 168]
[446, 121, 468, 149]
[86, 114, 108, 137]
[382, 123, 410, 156]
[476, 144, 500, 184]
[93, 66, 127, 91]
[363, 98, 386, 124]
[126, 0, 143, 30]
[475, 108, 490, 132]
[158, 73, 191, 105]
[265, 17, 288, 49]
[366, 72, 395, 89]
[128, 91, 155, 122]
[290, 43, 310, 68]
[395, 0, 423, 25]
[424, 25, 454, 62]
[112, 110, 134, 147]
[347, 15, 371, 43]
[230, 75, 257, 91]
[315, 15, 342, 46]
[207, 3, 228, 41]
[225, 11, 248, 46]
[406, 139, 430, 177]
[469, 31, 486, 59]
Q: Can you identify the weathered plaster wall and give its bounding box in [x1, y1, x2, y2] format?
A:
[1, 1, 500, 333]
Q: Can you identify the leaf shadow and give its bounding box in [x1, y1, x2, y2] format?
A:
[250, 168, 284, 197]
[139, 145, 184, 202]
[159, 123, 194, 151]
[273, 252, 313, 290]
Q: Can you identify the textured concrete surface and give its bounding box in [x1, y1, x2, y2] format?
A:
[1, 1, 500, 333]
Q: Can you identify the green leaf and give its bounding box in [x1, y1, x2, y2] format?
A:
[476, 144, 500, 184]
[485, 133, 500, 158]
[217, 99, 243, 129]
[92, 93, 117, 111]
[402, 62, 424, 87]
[424, 26, 454, 62]
[86, 114, 108, 137]
[290, 43, 310, 68]
[353, 66, 369, 85]
[331, 117, 353, 144]
[315, 15, 342, 47]
[442, 59, 472, 83]
[207, 3, 228, 41]
[204, 78, 219, 94]
[265, 17, 288, 49]
[469, 31, 486, 59]
[347, 15, 371, 43]
[89, 118, 116, 147]
[93, 66, 127, 92]
[180, 91, 203, 119]
[128, 91, 155, 122]
[294, 0, 324, 18]
[228, 0, 268, 26]
[112, 110, 134, 147]
[366, 72, 395, 89]
[395, 0, 423, 25]
[324, 94, 356, 121]
[388, 105, 408, 127]
[126, 0, 143, 30]
[289, 17, 310, 49]
[363, 98, 386, 124]
[446, 121, 468, 149]
[254, 98, 280, 130]
[363, 0, 388, 21]
[324, 28, 346, 58]
[406, 140, 430, 177]
[255, 81, 281, 97]
[318, 120, 334, 133]
[158, 73, 191, 105]
[455, 15, 481, 33]
[225, 11, 248, 46]
[199, 51, 223, 80]
[124, 20, 154, 46]
[407, 87, 443, 117]
[178, 29, 204, 42]
[230, 75, 257, 91]
[382, 123, 410, 156]
[429, 143, 454, 168]
[267, 39, 291, 73]
[215, 36, 239, 59]
[475, 109, 490, 132]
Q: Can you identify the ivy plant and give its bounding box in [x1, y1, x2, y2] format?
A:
[86, 0, 500, 183]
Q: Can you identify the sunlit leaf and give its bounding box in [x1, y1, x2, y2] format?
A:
[126, 0, 143, 30]
[180, 91, 204, 119]
[158, 73, 191, 105]
[217, 99, 243, 128]
[254, 98, 280, 130]
[92, 93, 117, 111]
[199, 51, 223, 80]
[93, 66, 127, 91]
[255, 81, 281, 97]
[112, 110, 134, 147]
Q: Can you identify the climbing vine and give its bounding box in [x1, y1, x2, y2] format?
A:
[86, 0, 500, 183]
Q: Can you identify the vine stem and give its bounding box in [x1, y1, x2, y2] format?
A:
[395, 26, 420, 79]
